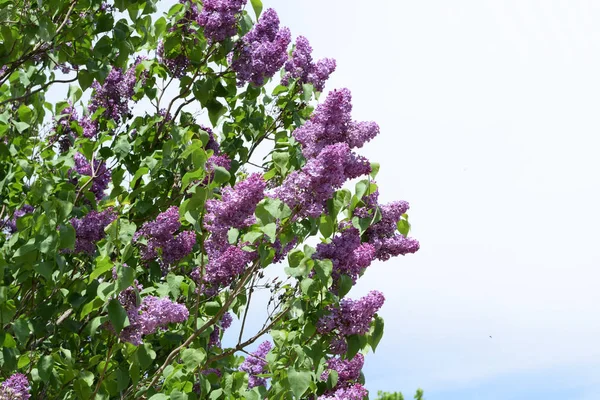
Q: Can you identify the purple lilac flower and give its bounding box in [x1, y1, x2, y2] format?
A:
[231, 8, 291, 86]
[318, 383, 368, 400]
[88, 58, 146, 123]
[0, 373, 31, 399]
[329, 336, 347, 355]
[209, 312, 233, 347]
[273, 237, 297, 263]
[364, 201, 420, 261]
[317, 291, 384, 336]
[202, 125, 221, 154]
[273, 143, 370, 218]
[158, 41, 189, 78]
[70, 209, 116, 254]
[321, 353, 364, 383]
[239, 341, 271, 388]
[197, 0, 246, 42]
[51, 103, 79, 152]
[134, 207, 196, 266]
[293, 88, 379, 159]
[202, 244, 254, 286]
[204, 173, 266, 236]
[119, 294, 189, 345]
[173, 0, 200, 35]
[4, 204, 34, 234]
[73, 153, 111, 200]
[282, 36, 336, 92]
[314, 226, 375, 284]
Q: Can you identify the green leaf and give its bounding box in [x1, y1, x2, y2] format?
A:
[288, 369, 312, 399]
[59, 224, 76, 250]
[107, 299, 130, 334]
[397, 219, 411, 237]
[181, 348, 206, 370]
[301, 83, 314, 101]
[12, 120, 29, 133]
[210, 166, 229, 186]
[148, 395, 168, 400]
[90, 256, 113, 282]
[337, 274, 353, 298]
[260, 222, 277, 243]
[369, 315, 385, 352]
[114, 135, 131, 160]
[250, 0, 263, 19]
[38, 355, 54, 381]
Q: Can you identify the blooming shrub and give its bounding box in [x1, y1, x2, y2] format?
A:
[0, 0, 419, 398]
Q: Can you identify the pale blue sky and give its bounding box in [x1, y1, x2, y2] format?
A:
[265, 0, 600, 398]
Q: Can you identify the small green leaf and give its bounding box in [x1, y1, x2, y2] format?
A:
[38, 355, 54, 381]
[288, 369, 312, 399]
[250, 0, 263, 19]
[212, 166, 230, 184]
[181, 348, 206, 370]
[107, 299, 130, 334]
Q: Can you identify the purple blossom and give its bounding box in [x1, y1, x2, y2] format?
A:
[4, 205, 34, 234]
[314, 226, 375, 284]
[197, 0, 246, 42]
[202, 244, 254, 286]
[158, 41, 189, 78]
[88, 58, 146, 122]
[73, 153, 111, 200]
[317, 291, 384, 336]
[239, 341, 271, 388]
[319, 383, 368, 400]
[209, 312, 233, 347]
[203, 125, 221, 154]
[329, 336, 348, 355]
[282, 36, 336, 92]
[174, 0, 200, 35]
[0, 373, 31, 400]
[119, 293, 189, 346]
[273, 143, 370, 218]
[134, 207, 196, 265]
[79, 116, 98, 139]
[70, 209, 116, 254]
[273, 237, 297, 263]
[50, 104, 78, 152]
[204, 173, 266, 236]
[293, 88, 380, 159]
[231, 9, 291, 86]
[321, 353, 364, 383]
[364, 201, 420, 261]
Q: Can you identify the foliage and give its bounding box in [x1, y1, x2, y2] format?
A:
[0, 0, 420, 398]
[376, 389, 425, 400]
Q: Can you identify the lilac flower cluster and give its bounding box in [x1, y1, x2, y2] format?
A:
[314, 226, 375, 283]
[209, 311, 233, 347]
[319, 354, 366, 400]
[193, 174, 265, 288]
[317, 291, 384, 336]
[294, 88, 379, 159]
[239, 341, 271, 388]
[157, 40, 189, 78]
[197, 0, 246, 42]
[51, 104, 79, 152]
[318, 384, 368, 400]
[231, 9, 291, 86]
[364, 201, 420, 261]
[4, 205, 34, 234]
[0, 373, 31, 399]
[73, 153, 111, 200]
[70, 209, 116, 254]
[133, 206, 196, 266]
[274, 143, 370, 218]
[80, 58, 146, 137]
[282, 36, 336, 92]
[204, 173, 266, 236]
[119, 290, 189, 346]
[321, 353, 363, 382]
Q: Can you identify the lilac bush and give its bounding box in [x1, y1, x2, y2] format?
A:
[0, 0, 420, 398]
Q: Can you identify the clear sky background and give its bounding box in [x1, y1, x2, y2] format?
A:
[262, 0, 600, 399]
[50, 0, 600, 398]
